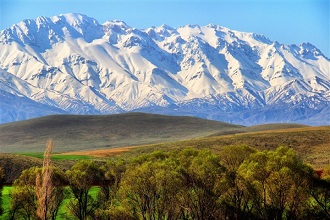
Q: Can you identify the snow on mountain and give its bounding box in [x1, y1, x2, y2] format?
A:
[0, 13, 329, 125]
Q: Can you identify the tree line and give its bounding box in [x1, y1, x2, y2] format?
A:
[0, 141, 329, 220]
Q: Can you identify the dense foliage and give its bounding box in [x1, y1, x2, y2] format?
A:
[1, 146, 330, 220]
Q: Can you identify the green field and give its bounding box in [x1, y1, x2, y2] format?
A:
[0, 187, 11, 220]
[20, 153, 92, 160]
[0, 186, 100, 220]
[56, 186, 100, 220]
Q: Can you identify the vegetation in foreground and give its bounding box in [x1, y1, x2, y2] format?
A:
[0, 141, 330, 220]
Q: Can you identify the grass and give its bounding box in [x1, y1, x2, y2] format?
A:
[19, 153, 93, 160]
[56, 186, 100, 220]
[0, 186, 100, 220]
[0, 186, 11, 220]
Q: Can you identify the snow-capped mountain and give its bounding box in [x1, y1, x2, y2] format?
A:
[0, 13, 329, 125]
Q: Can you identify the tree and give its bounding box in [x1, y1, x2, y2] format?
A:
[41, 167, 67, 220]
[35, 139, 62, 220]
[9, 167, 39, 220]
[94, 159, 128, 220]
[98, 159, 127, 206]
[219, 145, 256, 171]
[238, 146, 313, 219]
[66, 160, 100, 220]
[9, 164, 66, 220]
[176, 149, 227, 220]
[121, 157, 182, 220]
[219, 146, 257, 219]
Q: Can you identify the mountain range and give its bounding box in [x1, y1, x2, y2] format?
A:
[0, 13, 329, 125]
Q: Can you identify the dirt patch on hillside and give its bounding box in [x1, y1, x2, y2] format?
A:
[58, 146, 137, 157]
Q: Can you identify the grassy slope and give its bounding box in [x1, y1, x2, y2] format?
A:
[121, 126, 330, 169]
[1, 126, 328, 183]
[0, 154, 75, 184]
[54, 126, 330, 168]
[240, 123, 308, 133]
[0, 154, 43, 184]
[0, 113, 243, 153]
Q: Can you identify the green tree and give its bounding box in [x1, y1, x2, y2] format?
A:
[66, 160, 100, 220]
[9, 167, 39, 220]
[94, 159, 128, 220]
[219, 145, 256, 171]
[9, 164, 67, 220]
[177, 149, 227, 220]
[121, 157, 182, 220]
[238, 146, 313, 219]
[98, 159, 127, 206]
[219, 146, 257, 219]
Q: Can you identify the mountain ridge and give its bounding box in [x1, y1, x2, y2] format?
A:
[0, 13, 329, 125]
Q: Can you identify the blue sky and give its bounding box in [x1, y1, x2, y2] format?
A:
[0, 0, 329, 57]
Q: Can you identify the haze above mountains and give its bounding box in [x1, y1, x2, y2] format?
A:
[0, 13, 329, 125]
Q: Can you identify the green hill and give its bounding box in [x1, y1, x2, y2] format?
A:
[0, 113, 243, 153]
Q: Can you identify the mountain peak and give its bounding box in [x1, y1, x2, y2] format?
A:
[103, 20, 128, 27]
[158, 24, 175, 30]
[0, 13, 104, 46]
[299, 42, 327, 59]
[52, 13, 99, 25]
[103, 20, 130, 33]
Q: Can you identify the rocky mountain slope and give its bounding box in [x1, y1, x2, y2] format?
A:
[0, 13, 329, 125]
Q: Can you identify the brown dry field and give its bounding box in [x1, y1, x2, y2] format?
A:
[57, 146, 139, 157]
